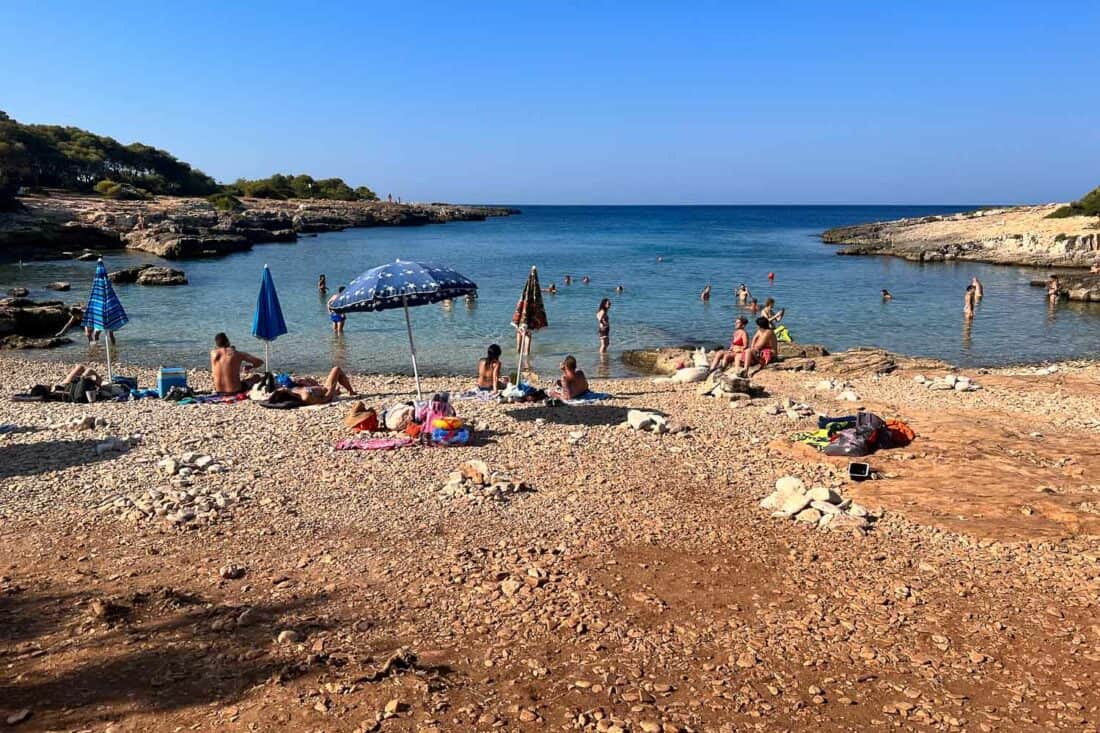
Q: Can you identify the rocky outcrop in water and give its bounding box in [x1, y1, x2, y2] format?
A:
[1, 192, 518, 261]
[1030, 273, 1100, 302]
[822, 204, 1100, 268]
[0, 297, 71, 342]
[109, 265, 188, 286]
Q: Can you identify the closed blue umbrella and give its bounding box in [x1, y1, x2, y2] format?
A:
[82, 258, 129, 380]
[251, 264, 287, 371]
[330, 259, 477, 398]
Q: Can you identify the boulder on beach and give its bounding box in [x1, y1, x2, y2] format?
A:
[109, 265, 152, 283]
[0, 299, 70, 338]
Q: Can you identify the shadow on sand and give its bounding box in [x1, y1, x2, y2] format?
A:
[0, 438, 122, 480]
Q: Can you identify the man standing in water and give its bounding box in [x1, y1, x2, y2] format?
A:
[700, 284, 712, 302]
[1046, 275, 1061, 305]
[210, 333, 263, 394]
[964, 285, 977, 319]
[327, 286, 347, 334]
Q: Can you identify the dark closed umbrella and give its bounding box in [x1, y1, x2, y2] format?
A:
[251, 264, 287, 370]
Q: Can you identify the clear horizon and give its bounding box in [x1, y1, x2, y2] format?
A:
[3, 2, 1098, 206]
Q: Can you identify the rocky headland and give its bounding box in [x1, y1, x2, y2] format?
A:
[0, 191, 518, 261]
[822, 203, 1100, 269]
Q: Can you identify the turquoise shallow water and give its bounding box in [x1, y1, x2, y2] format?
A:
[3, 205, 1099, 377]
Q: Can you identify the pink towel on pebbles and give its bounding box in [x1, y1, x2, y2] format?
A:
[335, 437, 413, 451]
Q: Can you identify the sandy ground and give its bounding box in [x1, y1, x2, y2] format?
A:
[1, 353, 1099, 732]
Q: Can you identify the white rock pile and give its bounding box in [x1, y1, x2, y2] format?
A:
[98, 450, 244, 527]
[762, 397, 815, 418]
[439, 459, 533, 503]
[913, 374, 981, 392]
[759, 476, 876, 532]
[624, 409, 670, 433]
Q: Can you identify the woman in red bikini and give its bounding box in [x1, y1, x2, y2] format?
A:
[736, 317, 779, 376]
[708, 316, 749, 373]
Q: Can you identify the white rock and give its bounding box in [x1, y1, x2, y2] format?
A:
[810, 499, 842, 515]
[194, 454, 215, 469]
[848, 503, 869, 518]
[794, 507, 823, 524]
[838, 390, 860, 402]
[808, 486, 841, 504]
[778, 491, 811, 516]
[759, 492, 779, 510]
[775, 476, 805, 493]
[627, 410, 656, 431]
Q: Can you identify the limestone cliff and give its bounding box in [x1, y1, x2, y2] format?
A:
[0, 192, 518, 261]
[822, 204, 1100, 268]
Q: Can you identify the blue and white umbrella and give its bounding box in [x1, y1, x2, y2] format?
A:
[251, 264, 287, 371]
[82, 259, 129, 380]
[330, 259, 477, 398]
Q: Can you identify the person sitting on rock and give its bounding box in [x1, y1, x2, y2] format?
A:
[708, 316, 749, 373]
[736, 317, 779, 376]
[551, 355, 589, 400]
[210, 332, 263, 394]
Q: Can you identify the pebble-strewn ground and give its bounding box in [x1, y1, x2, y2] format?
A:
[1, 354, 1098, 732]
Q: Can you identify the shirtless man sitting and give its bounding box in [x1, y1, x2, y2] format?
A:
[552, 355, 589, 400]
[736, 317, 779, 377]
[210, 333, 263, 394]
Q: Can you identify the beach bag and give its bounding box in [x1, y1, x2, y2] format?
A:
[417, 394, 455, 425]
[383, 403, 415, 431]
[431, 426, 470, 446]
[824, 428, 873, 457]
[885, 419, 915, 447]
[432, 416, 464, 430]
[249, 372, 277, 401]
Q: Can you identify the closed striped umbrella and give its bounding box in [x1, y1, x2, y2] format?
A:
[81, 259, 128, 379]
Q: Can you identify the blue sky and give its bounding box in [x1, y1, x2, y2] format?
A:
[3, 2, 1098, 204]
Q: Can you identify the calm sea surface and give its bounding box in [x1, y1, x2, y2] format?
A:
[3, 205, 1099, 377]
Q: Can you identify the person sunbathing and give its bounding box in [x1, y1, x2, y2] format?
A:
[736, 317, 779, 376]
[274, 366, 356, 405]
[708, 316, 749, 373]
[551, 355, 589, 399]
[477, 344, 505, 391]
[54, 364, 101, 391]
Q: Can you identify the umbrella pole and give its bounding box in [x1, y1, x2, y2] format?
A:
[402, 297, 423, 400]
[265, 342, 271, 374]
[105, 331, 114, 382]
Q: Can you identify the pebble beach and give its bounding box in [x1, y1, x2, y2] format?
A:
[2, 352, 1099, 731]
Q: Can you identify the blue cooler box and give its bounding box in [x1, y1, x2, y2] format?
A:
[157, 367, 188, 397]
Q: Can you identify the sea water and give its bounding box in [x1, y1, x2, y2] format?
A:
[3, 206, 1099, 377]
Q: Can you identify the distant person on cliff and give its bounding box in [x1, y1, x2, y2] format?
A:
[970, 276, 984, 299]
[708, 316, 749, 373]
[596, 298, 611, 354]
[327, 286, 347, 334]
[760, 297, 785, 325]
[736, 284, 751, 304]
[881, 289, 893, 301]
[700, 284, 712, 302]
[318, 274, 327, 294]
[1091, 260, 1100, 274]
[210, 333, 263, 394]
[477, 343, 504, 391]
[964, 285, 977, 318]
[736, 317, 778, 376]
[1046, 275, 1061, 304]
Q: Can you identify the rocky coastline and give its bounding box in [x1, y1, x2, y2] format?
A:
[821, 203, 1100, 269]
[0, 191, 518, 261]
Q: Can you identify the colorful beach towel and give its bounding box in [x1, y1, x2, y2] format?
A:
[335, 436, 414, 451]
